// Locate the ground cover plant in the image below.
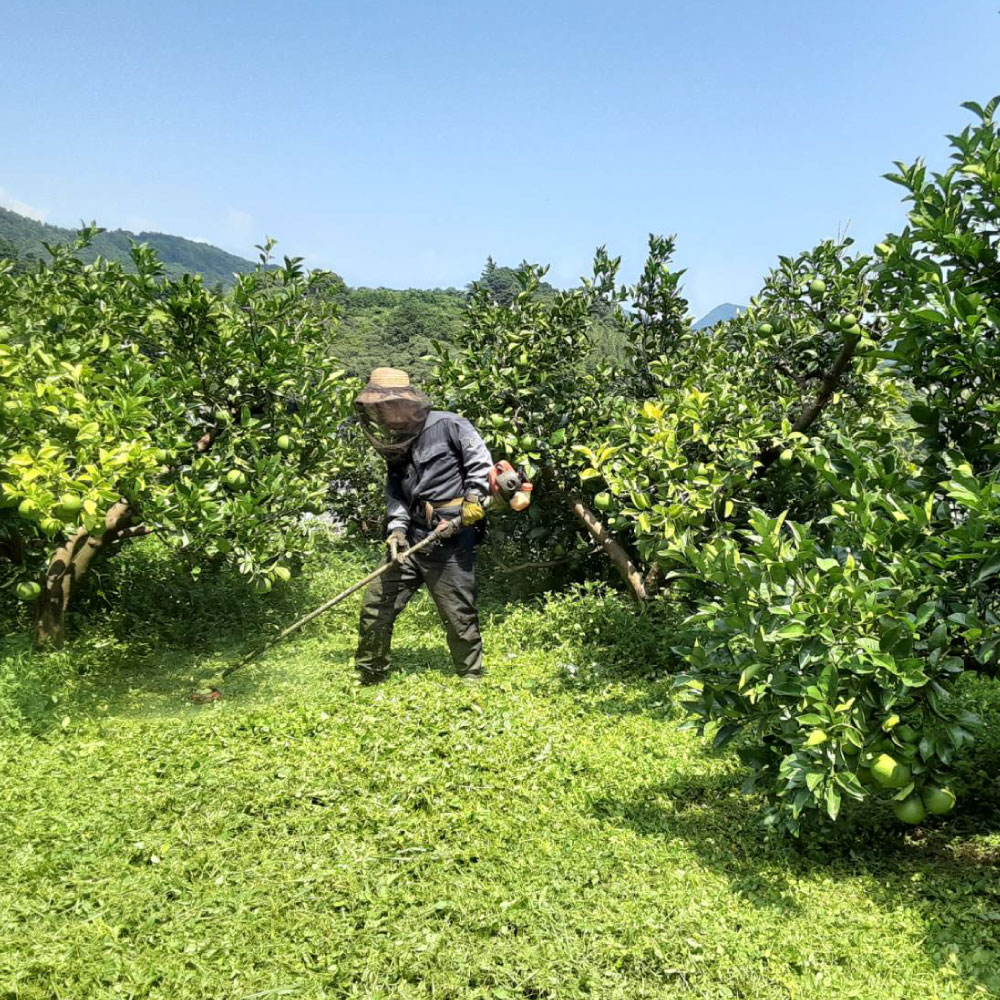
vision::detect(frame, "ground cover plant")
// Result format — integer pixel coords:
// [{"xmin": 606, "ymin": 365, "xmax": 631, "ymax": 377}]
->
[{"xmin": 1, "ymin": 538, "xmax": 999, "ymax": 999}]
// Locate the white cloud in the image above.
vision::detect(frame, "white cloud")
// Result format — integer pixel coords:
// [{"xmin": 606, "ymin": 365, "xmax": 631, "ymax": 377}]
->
[
  {"xmin": 0, "ymin": 187, "xmax": 48, "ymax": 222},
  {"xmin": 226, "ymin": 209, "xmax": 254, "ymax": 231},
  {"xmin": 123, "ymin": 215, "xmax": 156, "ymax": 234}
]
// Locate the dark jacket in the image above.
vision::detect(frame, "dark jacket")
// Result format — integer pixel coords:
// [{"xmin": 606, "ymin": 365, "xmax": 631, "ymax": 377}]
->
[{"xmin": 385, "ymin": 411, "xmax": 493, "ymax": 535}]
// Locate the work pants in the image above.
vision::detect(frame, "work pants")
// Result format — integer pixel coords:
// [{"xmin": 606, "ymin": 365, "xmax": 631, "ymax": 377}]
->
[{"xmin": 354, "ymin": 529, "xmax": 482, "ymax": 682}]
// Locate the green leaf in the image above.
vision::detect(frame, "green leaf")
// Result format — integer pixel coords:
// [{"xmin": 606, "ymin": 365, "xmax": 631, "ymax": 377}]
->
[{"xmin": 973, "ymin": 555, "xmax": 1000, "ymax": 587}]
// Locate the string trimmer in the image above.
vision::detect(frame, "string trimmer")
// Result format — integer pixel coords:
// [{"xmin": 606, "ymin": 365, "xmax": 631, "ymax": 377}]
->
[{"xmin": 190, "ymin": 461, "xmax": 532, "ymax": 703}]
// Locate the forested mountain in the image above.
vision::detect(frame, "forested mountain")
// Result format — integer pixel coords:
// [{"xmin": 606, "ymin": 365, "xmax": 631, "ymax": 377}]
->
[
  {"xmin": 332, "ymin": 286, "xmax": 467, "ymax": 381},
  {"xmin": 1, "ymin": 205, "xmax": 690, "ymax": 379},
  {"xmin": 0, "ymin": 206, "xmax": 259, "ymax": 286}
]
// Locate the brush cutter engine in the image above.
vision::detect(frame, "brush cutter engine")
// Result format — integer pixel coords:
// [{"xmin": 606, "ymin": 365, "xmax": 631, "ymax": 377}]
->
[{"xmin": 489, "ymin": 460, "xmax": 533, "ymax": 511}]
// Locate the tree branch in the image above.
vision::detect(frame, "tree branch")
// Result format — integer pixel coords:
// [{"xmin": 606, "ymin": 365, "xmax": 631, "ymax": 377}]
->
[
  {"xmin": 756, "ymin": 332, "xmax": 861, "ymax": 474},
  {"xmin": 566, "ymin": 495, "xmax": 648, "ymax": 602}
]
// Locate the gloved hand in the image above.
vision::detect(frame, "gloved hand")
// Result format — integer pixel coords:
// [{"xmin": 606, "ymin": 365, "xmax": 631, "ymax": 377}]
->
[
  {"xmin": 461, "ymin": 492, "xmax": 486, "ymax": 526},
  {"xmin": 386, "ymin": 529, "xmax": 408, "ymax": 563}
]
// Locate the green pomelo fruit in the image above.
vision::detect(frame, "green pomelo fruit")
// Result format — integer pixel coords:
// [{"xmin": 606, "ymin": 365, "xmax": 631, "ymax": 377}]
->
[
  {"xmin": 809, "ymin": 278, "xmax": 826, "ymax": 296},
  {"xmin": 17, "ymin": 499, "xmax": 42, "ymax": 520},
  {"xmin": 252, "ymin": 578, "xmax": 272, "ymax": 595},
  {"xmin": 16, "ymin": 581, "xmax": 42, "ymax": 601},
  {"xmin": 922, "ymin": 786, "xmax": 956, "ymax": 816},
  {"xmin": 893, "ymin": 796, "xmax": 926, "ymax": 825},
  {"xmin": 895, "ymin": 724, "xmax": 919, "ymax": 744},
  {"xmin": 871, "ymin": 753, "xmax": 911, "ymax": 789},
  {"xmin": 756, "ymin": 322, "xmax": 774, "ymax": 336},
  {"xmin": 272, "ymin": 566, "xmax": 292, "ymax": 583},
  {"xmin": 519, "ymin": 434, "xmax": 537, "ymax": 451},
  {"xmin": 56, "ymin": 494, "xmax": 82, "ymax": 517},
  {"xmin": 39, "ymin": 517, "xmax": 65, "ymax": 536},
  {"xmin": 276, "ymin": 435, "xmax": 294, "ymax": 452},
  {"xmin": 841, "ymin": 313, "xmax": 858, "ymax": 327},
  {"xmin": 225, "ymin": 470, "xmax": 248, "ymax": 489},
  {"xmin": 594, "ymin": 492, "xmax": 612, "ymax": 512}
]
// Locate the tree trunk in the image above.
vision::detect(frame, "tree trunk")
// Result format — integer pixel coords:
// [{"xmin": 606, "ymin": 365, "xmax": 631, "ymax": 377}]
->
[
  {"xmin": 566, "ymin": 495, "xmax": 648, "ymax": 603},
  {"xmin": 35, "ymin": 500, "xmax": 134, "ymax": 647}
]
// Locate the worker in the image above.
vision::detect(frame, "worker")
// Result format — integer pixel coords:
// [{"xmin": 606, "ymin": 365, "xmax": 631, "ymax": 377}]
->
[{"xmin": 352, "ymin": 367, "xmax": 492, "ymax": 685}]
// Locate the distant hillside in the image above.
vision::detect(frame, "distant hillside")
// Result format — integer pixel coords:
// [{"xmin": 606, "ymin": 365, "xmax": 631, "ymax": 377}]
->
[
  {"xmin": 0, "ymin": 206, "xmax": 259, "ymax": 287},
  {"xmin": 694, "ymin": 302, "xmax": 744, "ymax": 330}
]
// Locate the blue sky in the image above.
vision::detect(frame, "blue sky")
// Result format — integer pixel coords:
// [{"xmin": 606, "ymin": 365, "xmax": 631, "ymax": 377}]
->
[{"xmin": 2, "ymin": 1, "xmax": 998, "ymax": 316}]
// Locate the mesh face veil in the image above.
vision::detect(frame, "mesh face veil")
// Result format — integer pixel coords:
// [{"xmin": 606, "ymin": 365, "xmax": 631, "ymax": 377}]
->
[{"xmin": 355, "ymin": 372, "xmax": 431, "ymax": 458}]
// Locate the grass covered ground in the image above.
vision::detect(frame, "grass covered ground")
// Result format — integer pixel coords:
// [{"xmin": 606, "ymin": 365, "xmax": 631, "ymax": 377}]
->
[{"xmin": 1, "ymin": 540, "xmax": 999, "ymax": 999}]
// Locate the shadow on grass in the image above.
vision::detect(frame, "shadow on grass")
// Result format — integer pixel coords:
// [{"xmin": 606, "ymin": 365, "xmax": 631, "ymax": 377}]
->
[{"xmin": 589, "ymin": 753, "xmax": 1000, "ymax": 995}]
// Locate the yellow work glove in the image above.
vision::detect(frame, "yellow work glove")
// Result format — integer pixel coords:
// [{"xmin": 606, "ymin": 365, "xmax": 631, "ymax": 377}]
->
[{"xmin": 461, "ymin": 493, "xmax": 486, "ymax": 526}]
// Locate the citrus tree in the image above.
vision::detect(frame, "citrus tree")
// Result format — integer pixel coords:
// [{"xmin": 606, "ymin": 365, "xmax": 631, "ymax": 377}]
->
[
  {"xmin": 429, "ymin": 246, "xmax": 690, "ymax": 599},
  {"xmin": 0, "ymin": 231, "xmax": 356, "ymax": 645},
  {"xmin": 577, "ymin": 99, "xmax": 1000, "ymax": 832}
]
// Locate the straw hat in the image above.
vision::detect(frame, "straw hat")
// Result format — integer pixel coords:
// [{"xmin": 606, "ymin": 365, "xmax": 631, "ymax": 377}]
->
[
  {"xmin": 355, "ymin": 367, "xmax": 428, "ymax": 407},
  {"xmin": 367, "ymin": 367, "xmax": 411, "ymax": 389}
]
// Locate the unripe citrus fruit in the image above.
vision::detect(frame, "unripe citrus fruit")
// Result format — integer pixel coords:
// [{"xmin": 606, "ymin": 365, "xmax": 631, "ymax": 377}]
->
[
  {"xmin": 17, "ymin": 499, "xmax": 42, "ymax": 520},
  {"xmin": 895, "ymin": 724, "xmax": 919, "ymax": 744},
  {"xmin": 845, "ymin": 323, "xmax": 863, "ymax": 336},
  {"xmin": 841, "ymin": 313, "xmax": 857, "ymax": 327},
  {"xmin": 272, "ymin": 565, "xmax": 292, "ymax": 583},
  {"xmin": 225, "ymin": 469, "xmax": 248, "ymax": 489},
  {"xmin": 252, "ymin": 578, "xmax": 272, "ymax": 595},
  {"xmin": 809, "ymin": 278, "xmax": 826, "ymax": 296},
  {"xmin": 54, "ymin": 495, "xmax": 82, "ymax": 521},
  {"xmin": 871, "ymin": 753, "xmax": 911, "ymax": 789},
  {"xmin": 40, "ymin": 517, "xmax": 64, "ymax": 536},
  {"xmin": 276, "ymin": 435, "xmax": 294, "ymax": 452},
  {"xmin": 16, "ymin": 581, "xmax": 42, "ymax": 601},
  {"xmin": 520, "ymin": 433, "xmax": 537, "ymax": 451},
  {"xmin": 594, "ymin": 492, "xmax": 612, "ymax": 512},
  {"xmin": 893, "ymin": 795, "xmax": 926, "ymax": 825},
  {"xmin": 757, "ymin": 322, "xmax": 773, "ymax": 336},
  {"xmin": 922, "ymin": 786, "xmax": 956, "ymax": 816}
]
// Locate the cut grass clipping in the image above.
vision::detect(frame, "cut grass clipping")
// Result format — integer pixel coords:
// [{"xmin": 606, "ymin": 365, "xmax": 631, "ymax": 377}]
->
[{"xmin": 1, "ymin": 540, "xmax": 999, "ymax": 999}]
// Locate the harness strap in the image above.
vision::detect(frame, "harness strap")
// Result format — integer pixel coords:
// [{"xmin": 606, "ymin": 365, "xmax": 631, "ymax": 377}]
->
[{"xmin": 415, "ymin": 495, "xmax": 464, "ymax": 527}]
